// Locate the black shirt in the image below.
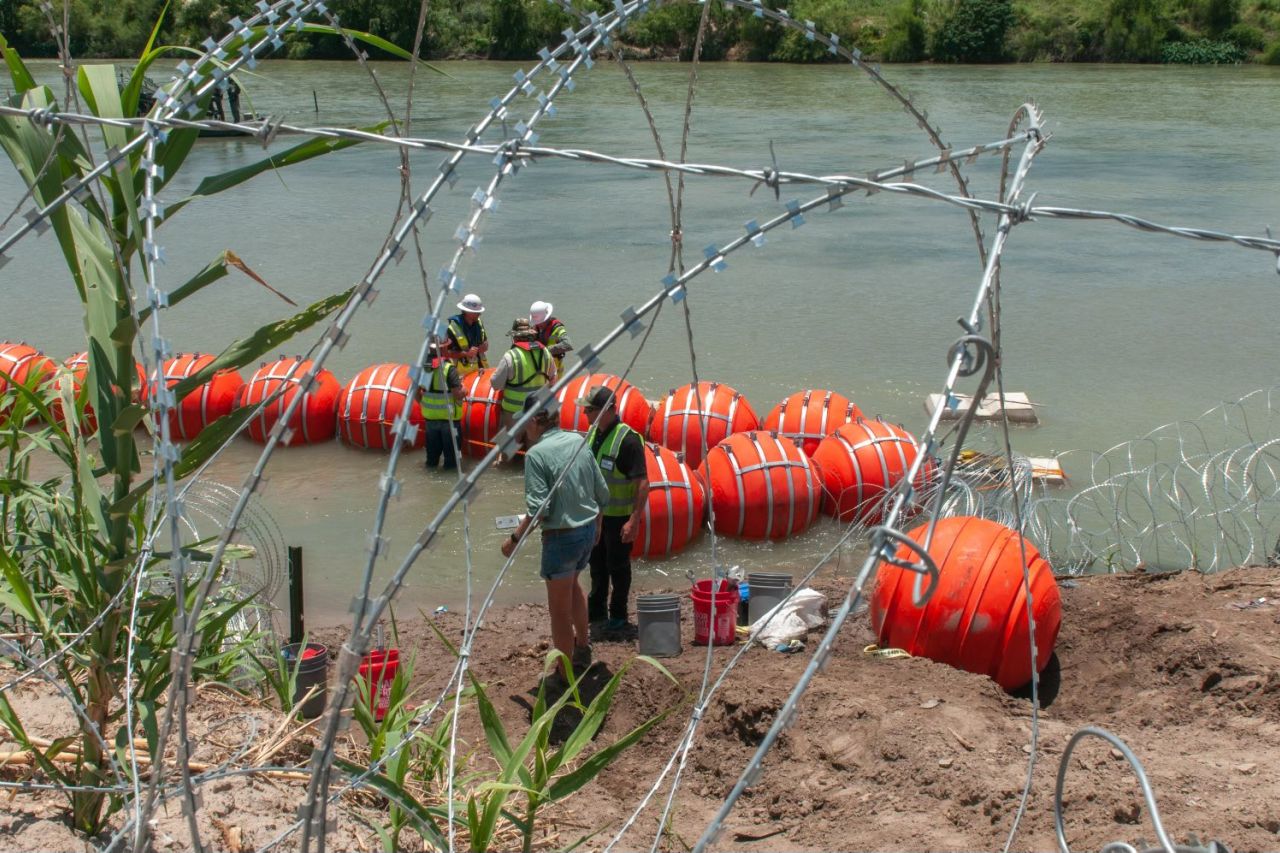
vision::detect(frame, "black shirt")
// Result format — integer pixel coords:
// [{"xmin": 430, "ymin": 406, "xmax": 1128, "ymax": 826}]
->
[{"xmin": 591, "ymin": 421, "xmax": 646, "ymax": 480}]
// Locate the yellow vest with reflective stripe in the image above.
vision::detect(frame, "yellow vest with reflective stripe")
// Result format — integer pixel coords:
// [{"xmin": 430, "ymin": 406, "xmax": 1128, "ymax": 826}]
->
[
  {"xmin": 589, "ymin": 422, "xmax": 641, "ymax": 517},
  {"xmin": 499, "ymin": 343, "xmax": 550, "ymax": 415},
  {"xmin": 420, "ymin": 361, "xmax": 461, "ymax": 421},
  {"xmin": 537, "ymin": 318, "xmax": 568, "ymax": 373},
  {"xmin": 448, "ymin": 317, "xmax": 488, "ymax": 375}
]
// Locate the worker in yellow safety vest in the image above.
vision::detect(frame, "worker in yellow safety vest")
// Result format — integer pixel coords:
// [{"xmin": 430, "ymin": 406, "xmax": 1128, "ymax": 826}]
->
[
  {"xmin": 579, "ymin": 386, "xmax": 650, "ymax": 639},
  {"xmin": 492, "ymin": 318, "xmax": 556, "ymax": 462},
  {"xmin": 529, "ymin": 300, "xmax": 573, "ymax": 374},
  {"xmin": 444, "ymin": 293, "xmax": 489, "ymax": 376},
  {"xmin": 419, "ymin": 341, "xmax": 466, "ymax": 470}
]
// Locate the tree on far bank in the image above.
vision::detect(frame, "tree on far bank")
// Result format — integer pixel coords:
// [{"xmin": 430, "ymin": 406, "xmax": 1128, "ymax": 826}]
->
[{"xmin": 1103, "ymin": 0, "xmax": 1167, "ymax": 59}]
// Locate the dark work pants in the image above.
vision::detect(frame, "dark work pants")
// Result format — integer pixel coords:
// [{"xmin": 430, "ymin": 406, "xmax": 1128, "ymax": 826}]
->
[
  {"xmin": 425, "ymin": 419, "xmax": 462, "ymax": 470},
  {"xmin": 588, "ymin": 515, "xmax": 631, "ymax": 622}
]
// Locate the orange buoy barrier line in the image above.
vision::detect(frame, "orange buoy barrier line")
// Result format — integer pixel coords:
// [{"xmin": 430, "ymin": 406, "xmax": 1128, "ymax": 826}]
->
[
  {"xmin": 556, "ymin": 372, "xmax": 651, "ymax": 435},
  {"xmin": 60, "ymin": 351, "xmax": 149, "ymax": 432},
  {"xmin": 239, "ymin": 357, "xmax": 341, "ymax": 445},
  {"xmin": 460, "ymin": 368, "xmax": 507, "ymax": 459},
  {"xmin": 154, "ymin": 353, "xmax": 244, "ymax": 441},
  {"xmin": 632, "ymin": 443, "xmax": 706, "ymax": 559},
  {"xmin": 698, "ymin": 431, "xmax": 821, "ymax": 540},
  {"xmin": 871, "ymin": 516, "xmax": 1061, "ymax": 692},
  {"xmin": 649, "ymin": 381, "xmax": 759, "ymax": 469},
  {"xmin": 0, "ymin": 342, "xmax": 54, "ymax": 395},
  {"xmin": 762, "ymin": 389, "xmax": 862, "ymax": 457},
  {"xmin": 810, "ymin": 417, "xmax": 933, "ymax": 525},
  {"xmin": 338, "ymin": 363, "xmax": 425, "ymax": 451}
]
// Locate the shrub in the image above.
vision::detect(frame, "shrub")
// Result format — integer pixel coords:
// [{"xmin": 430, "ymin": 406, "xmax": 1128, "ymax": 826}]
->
[
  {"xmin": 930, "ymin": 0, "xmax": 1017, "ymax": 61},
  {"xmin": 1010, "ymin": 5, "xmax": 1087, "ymax": 60},
  {"xmin": 1161, "ymin": 35, "xmax": 1245, "ymax": 58},
  {"xmin": 1195, "ymin": 0, "xmax": 1240, "ymax": 34},
  {"xmin": 1223, "ymin": 21, "xmax": 1265, "ymax": 47},
  {"xmin": 880, "ymin": 0, "xmax": 928, "ymax": 61},
  {"xmin": 1261, "ymin": 37, "xmax": 1280, "ymax": 61},
  {"xmin": 1102, "ymin": 0, "xmax": 1167, "ymax": 60}
]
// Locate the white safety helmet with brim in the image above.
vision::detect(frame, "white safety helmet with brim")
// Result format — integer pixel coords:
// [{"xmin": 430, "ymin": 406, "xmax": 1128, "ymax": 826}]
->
[
  {"xmin": 529, "ymin": 300, "xmax": 553, "ymax": 325},
  {"xmin": 457, "ymin": 293, "xmax": 485, "ymax": 314}
]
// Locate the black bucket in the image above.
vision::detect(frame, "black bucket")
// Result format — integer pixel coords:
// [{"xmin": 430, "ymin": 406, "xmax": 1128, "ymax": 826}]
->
[{"xmin": 282, "ymin": 642, "xmax": 329, "ymax": 719}]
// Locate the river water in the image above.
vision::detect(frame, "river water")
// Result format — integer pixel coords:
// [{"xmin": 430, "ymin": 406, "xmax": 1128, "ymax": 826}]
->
[{"xmin": 4, "ymin": 59, "xmax": 1279, "ymax": 621}]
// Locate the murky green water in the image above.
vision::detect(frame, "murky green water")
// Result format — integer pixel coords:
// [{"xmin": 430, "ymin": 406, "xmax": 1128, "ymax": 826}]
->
[{"xmin": 4, "ymin": 59, "xmax": 1279, "ymax": 621}]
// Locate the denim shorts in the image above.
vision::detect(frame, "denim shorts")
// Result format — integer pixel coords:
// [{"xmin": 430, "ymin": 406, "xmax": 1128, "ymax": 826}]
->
[{"xmin": 540, "ymin": 523, "xmax": 595, "ymax": 581}]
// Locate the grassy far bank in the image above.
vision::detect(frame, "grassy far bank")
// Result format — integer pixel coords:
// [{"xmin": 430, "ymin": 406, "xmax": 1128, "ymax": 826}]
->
[{"xmin": 2, "ymin": 0, "xmax": 1280, "ymax": 65}]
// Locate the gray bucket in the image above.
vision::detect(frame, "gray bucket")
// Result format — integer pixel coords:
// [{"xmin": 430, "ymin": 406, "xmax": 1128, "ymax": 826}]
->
[
  {"xmin": 282, "ymin": 642, "xmax": 329, "ymax": 719},
  {"xmin": 636, "ymin": 594, "xmax": 682, "ymax": 658},
  {"xmin": 747, "ymin": 572, "xmax": 794, "ymax": 625}
]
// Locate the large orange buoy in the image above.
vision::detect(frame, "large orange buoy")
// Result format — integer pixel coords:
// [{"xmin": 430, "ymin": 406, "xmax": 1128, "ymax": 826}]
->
[
  {"xmin": 155, "ymin": 353, "xmax": 245, "ymax": 441},
  {"xmin": 871, "ymin": 516, "xmax": 1062, "ymax": 691},
  {"xmin": 556, "ymin": 373, "xmax": 651, "ymax": 435},
  {"xmin": 337, "ymin": 363, "xmax": 425, "ymax": 451},
  {"xmin": 239, "ymin": 358, "xmax": 341, "ymax": 445},
  {"xmin": 61, "ymin": 351, "xmax": 149, "ymax": 433},
  {"xmin": 461, "ymin": 368, "xmax": 504, "ymax": 459},
  {"xmin": 810, "ymin": 418, "xmax": 933, "ymax": 525},
  {"xmin": 0, "ymin": 342, "xmax": 54, "ymax": 397},
  {"xmin": 649, "ymin": 381, "xmax": 759, "ymax": 469},
  {"xmin": 762, "ymin": 389, "xmax": 862, "ymax": 457},
  {"xmin": 632, "ymin": 443, "xmax": 705, "ymax": 559},
  {"xmin": 697, "ymin": 431, "xmax": 821, "ymax": 540}
]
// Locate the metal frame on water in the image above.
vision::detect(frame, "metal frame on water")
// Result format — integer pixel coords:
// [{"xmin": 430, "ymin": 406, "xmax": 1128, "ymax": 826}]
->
[{"xmin": 1, "ymin": 0, "xmax": 1276, "ymax": 851}]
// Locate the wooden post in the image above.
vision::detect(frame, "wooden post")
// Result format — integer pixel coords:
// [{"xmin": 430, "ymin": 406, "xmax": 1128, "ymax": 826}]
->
[{"xmin": 313, "ymin": 89, "xmax": 319, "ymax": 113}]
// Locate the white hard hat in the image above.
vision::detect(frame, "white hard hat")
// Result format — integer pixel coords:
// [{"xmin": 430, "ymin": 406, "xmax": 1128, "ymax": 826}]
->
[
  {"xmin": 457, "ymin": 293, "xmax": 485, "ymax": 313},
  {"xmin": 529, "ymin": 300, "xmax": 553, "ymax": 325}
]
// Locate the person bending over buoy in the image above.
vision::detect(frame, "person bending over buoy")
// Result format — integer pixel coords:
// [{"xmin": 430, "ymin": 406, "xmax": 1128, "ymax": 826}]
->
[
  {"xmin": 492, "ymin": 318, "xmax": 556, "ymax": 463},
  {"xmin": 444, "ymin": 293, "xmax": 489, "ymax": 376},
  {"xmin": 580, "ymin": 386, "xmax": 650, "ymax": 640},
  {"xmin": 419, "ymin": 341, "xmax": 465, "ymax": 471},
  {"xmin": 529, "ymin": 300, "xmax": 574, "ymax": 374},
  {"xmin": 501, "ymin": 396, "xmax": 608, "ymax": 689}
]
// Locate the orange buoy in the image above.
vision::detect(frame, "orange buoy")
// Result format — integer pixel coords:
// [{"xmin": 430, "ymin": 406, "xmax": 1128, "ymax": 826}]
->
[
  {"xmin": 461, "ymin": 368, "xmax": 504, "ymax": 459},
  {"xmin": 762, "ymin": 389, "xmax": 862, "ymax": 457},
  {"xmin": 156, "ymin": 353, "xmax": 245, "ymax": 441},
  {"xmin": 870, "ymin": 516, "xmax": 1062, "ymax": 691},
  {"xmin": 337, "ymin": 363, "xmax": 425, "ymax": 451},
  {"xmin": 0, "ymin": 342, "xmax": 54, "ymax": 396},
  {"xmin": 556, "ymin": 373, "xmax": 651, "ymax": 435},
  {"xmin": 649, "ymin": 381, "xmax": 759, "ymax": 469},
  {"xmin": 697, "ymin": 431, "xmax": 821, "ymax": 540},
  {"xmin": 239, "ymin": 358, "xmax": 341, "ymax": 445},
  {"xmin": 60, "ymin": 351, "xmax": 150, "ymax": 432},
  {"xmin": 810, "ymin": 418, "xmax": 933, "ymax": 525},
  {"xmin": 632, "ymin": 443, "xmax": 706, "ymax": 559}
]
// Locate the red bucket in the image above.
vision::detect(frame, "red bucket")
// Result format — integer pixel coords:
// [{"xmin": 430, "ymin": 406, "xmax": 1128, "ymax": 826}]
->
[
  {"xmin": 691, "ymin": 579, "xmax": 740, "ymax": 646},
  {"xmin": 358, "ymin": 649, "xmax": 400, "ymax": 721}
]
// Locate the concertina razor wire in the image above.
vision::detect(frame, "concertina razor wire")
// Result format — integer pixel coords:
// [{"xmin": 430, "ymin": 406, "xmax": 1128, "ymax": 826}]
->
[{"xmin": 0, "ymin": 0, "xmax": 1275, "ymax": 851}]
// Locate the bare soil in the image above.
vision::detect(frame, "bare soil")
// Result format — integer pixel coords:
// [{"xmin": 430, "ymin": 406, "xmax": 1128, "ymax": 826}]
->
[{"xmin": 4, "ymin": 566, "xmax": 1280, "ymax": 851}]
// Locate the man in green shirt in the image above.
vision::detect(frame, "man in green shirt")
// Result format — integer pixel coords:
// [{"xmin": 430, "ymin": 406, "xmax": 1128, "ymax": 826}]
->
[{"xmin": 501, "ymin": 396, "xmax": 609, "ymax": 685}]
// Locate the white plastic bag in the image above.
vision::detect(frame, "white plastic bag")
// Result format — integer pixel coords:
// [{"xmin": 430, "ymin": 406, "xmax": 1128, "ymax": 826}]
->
[{"xmin": 750, "ymin": 587, "xmax": 826, "ymax": 647}]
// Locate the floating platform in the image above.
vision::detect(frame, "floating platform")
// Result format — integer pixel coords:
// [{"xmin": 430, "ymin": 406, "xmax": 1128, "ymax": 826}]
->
[
  {"xmin": 925, "ymin": 391, "xmax": 1039, "ymax": 425},
  {"xmin": 957, "ymin": 450, "xmax": 1068, "ymax": 486}
]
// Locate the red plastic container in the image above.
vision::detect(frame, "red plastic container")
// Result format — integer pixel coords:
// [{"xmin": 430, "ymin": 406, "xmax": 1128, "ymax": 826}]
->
[
  {"xmin": 358, "ymin": 649, "xmax": 400, "ymax": 721},
  {"xmin": 690, "ymin": 579, "xmax": 739, "ymax": 646}
]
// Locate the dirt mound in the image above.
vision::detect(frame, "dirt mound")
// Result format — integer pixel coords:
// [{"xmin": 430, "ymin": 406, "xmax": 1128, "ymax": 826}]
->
[{"xmin": 3, "ymin": 567, "xmax": 1278, "ymax": 851}]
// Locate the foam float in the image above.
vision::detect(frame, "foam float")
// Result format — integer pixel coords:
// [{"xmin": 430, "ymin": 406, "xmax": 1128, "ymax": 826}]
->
[
  {"xmin": 762, "ymin": 389, "xmax": 862, "ymax": 457},
  {"xmin": 871, "ymin": 515, "xmax": 1061, "ymax": 691},
  {"xmin": 337, "ymin": 363, "xmax": 425, "ymax": 451},
  {"xmin": 649, "ymin": 381, "xmax": 758, "ymax": 469},
  {"xmin": 0, "ymin": 342, "xmax": 54, "ymax": 396},
  {"xmin": 698, "ymin": 430, "xmax": 820, "ymax": 540},
  {"xmin": 460, "ymin": 368, "xmax": 504, "ymax": 459},
  {"xmin": 149, "ymin": 353, "xmax": 243, "ymax": 441},
  {"xmin": 556, "ymin": 372, "xmax": 651, "ymax": 435},
  {"xmin": 632, "ymin": 443, "xmax": 705, "ymax": 559},
  {"xmin": 59, "ymin": 351, "xmax": 149, "ymax": 432},
  {"xmin": 811, "ymin": 418, "xmax": 933, "ymax": 525},
  {"xmin": 240, "ymin": 357, "xmax": 341, "ymax": 445}
]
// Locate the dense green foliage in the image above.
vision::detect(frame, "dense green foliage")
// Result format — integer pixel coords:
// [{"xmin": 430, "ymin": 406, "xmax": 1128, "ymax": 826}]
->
[
  {"xmin": 1160, "ymin": 35, "xmax": 1245, "ymax": 58},
  {"xmin": 1, "ymin": 0, "xmax": 1278, "ymax": 63}
]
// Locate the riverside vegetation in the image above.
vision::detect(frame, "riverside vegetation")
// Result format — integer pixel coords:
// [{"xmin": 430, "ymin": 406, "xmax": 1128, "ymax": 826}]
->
[{"xmin": 3, "ymin": 0, "xmax": 1279, "ymax": 64}]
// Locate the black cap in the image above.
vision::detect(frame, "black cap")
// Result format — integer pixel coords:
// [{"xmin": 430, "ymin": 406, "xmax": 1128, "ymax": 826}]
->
[{"xmin": 575, "ymin": 386, "xmax": 616, "ymax": 411}]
